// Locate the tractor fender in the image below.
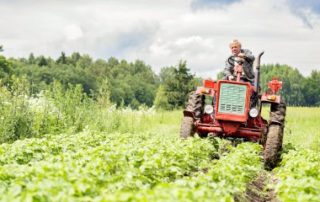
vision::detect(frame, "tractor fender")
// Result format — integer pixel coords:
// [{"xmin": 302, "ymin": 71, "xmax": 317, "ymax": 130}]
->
[
  {"xmin": 269, "ymin": 113, "xmax": 285, "ymax": 126},
  {"xmin": 183, "ymin": 110, "xmax": 195, "ymax": 119}
]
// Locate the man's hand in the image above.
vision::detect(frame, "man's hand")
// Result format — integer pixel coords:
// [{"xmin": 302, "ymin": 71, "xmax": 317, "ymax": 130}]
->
[
  {"xmin": 234, "ymin": 65, "xmax": 243, "ymax": 73},
  {"xmin": 228, "ymin": 75, "xmax": 234, "ymax": 80},
  {"xmin": 238, "ymin": 53, "xmax": 246, "ymax": 58}
]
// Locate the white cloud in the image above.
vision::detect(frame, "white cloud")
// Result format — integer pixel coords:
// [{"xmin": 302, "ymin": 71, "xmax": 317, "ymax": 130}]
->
[
  {"xmin": 0, "ymin": 0, "xmax": 319, "ymax": 77},
  {"xmin": 64, "ymin": 25, "xmax": 83, "ymax": 41}
]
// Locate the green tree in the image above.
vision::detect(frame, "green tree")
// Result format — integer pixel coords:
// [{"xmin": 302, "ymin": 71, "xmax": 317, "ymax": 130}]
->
[
  {"xmin": 216, "ymin": 71, "xmax": 224, "ymax": 80},
  {"xmin": 96, "ymin": 77, "xmax": 111, "ymax": 107},
  {"xmin": 56, "ymin": 52, "xmax": 67, "ymax": 64},
  {"xmin": 28, "ymin": 53, "xmax": 36, "ymax": 64},
  {"xmin": 302, "ymin": 70, "xmax": 320, "ymax": 106},
  {"xmin": 260, "ymin": 64, "xmax": 305, "ymax": 106},
  {"xmin": 159, "ymin": 66, "xmax": 175, "ymax": 84},
  {"xmin": 70, "ymin": 52, "xmax": 81, "ymax": 66},
  {"xmin": 154, "ymin": 85, "xmax": 170, "ymax": 110},
  {"xmin": 107, "ymin": 60, "xmax": 158, "ymax": 108},
  {"xmin": 162, "ymin": 60, "xmax": 194, "ymax": 108},
  {"xmin": 76, "ymin": 54, "xmax": 92, "ymax": 69},
  {"xmin": 37, "ymin": 56, "xmax": 48, "ymax": 67},
  {"xmin": 0, "ymin": 55, "xmax": 12, "ymax": 82}
]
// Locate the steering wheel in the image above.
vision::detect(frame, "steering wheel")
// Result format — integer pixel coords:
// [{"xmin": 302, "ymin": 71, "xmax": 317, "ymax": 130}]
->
[{"xmin": 227, "ymin": 55, "xmax": 244, "ymax": 65}]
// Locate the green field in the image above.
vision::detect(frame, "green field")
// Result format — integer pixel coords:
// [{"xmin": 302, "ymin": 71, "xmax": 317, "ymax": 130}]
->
[
  {"xmin": 272, "ymin": 107, "xmax": 320, "ymax": 202},
  {"xmin": 0, "ymin": 104, "xmax": 319, "ymax": 201}
]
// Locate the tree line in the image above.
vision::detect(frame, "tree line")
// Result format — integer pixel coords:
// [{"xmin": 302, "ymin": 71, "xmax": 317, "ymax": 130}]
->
[
  {"xmin": 0, "ymin": 51, "xmax": 319, "ymax": 108},
  {"xmin": 260, "ymin": 64, "xmax": 320, "ymax": 106}
]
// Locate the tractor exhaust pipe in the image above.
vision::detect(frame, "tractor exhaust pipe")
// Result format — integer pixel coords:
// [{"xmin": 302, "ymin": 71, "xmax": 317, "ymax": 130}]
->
[{"xmin": 254, "ymin": 51, "xmax": 264, "ymax": 92}]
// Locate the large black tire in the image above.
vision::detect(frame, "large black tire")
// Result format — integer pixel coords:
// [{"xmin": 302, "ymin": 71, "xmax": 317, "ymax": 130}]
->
[
  {"xmin": 264, "ymin": 101, "xmax": 286, "ymax": 170},
  {"xmin": 180, "ymin": 91, "xmax": 204, "ymax": 138},
  {"xmin": 180, "ymin": 117, "xmax": 194, "ymax": 138},
  {"xmin": 185, "ymin": 91, "xmax": 204, "ymax": 118}
]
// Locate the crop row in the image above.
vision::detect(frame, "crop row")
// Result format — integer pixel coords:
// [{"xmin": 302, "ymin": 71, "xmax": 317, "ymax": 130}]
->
[
  {"xmin": 0, "ymin": 126, "xmax": 265, "ymax": 202},
  {"xmin": 0, "ymin": 130, "xmax": 218, "ymax": 201},
  {"xmin": 273, "ymin": 149, "xmax": 320, "ymax": 202},
  {"xmin": 99, "ymin": 142, "xmax": 263, "ymax": 202}
]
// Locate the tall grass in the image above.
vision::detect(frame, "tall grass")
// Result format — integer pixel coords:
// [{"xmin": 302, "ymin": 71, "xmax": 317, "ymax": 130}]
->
[
  {"xmin": 262, "ymin": 105, "xmax": 320, "ymax": 150},
  {"xmin": 0, "ymin": 76, "xmax": 33, "ymax": 142},
  {"xmin": 0, "ymin": 77, "xmax": 182, "ymax": 143},
  {"xmin": 1, "ymin": 76, "xmax": 317, "ymax": 149},
  {"xmin": 283, "ymin": 107, "xmax": 320, "ymax": 150}
]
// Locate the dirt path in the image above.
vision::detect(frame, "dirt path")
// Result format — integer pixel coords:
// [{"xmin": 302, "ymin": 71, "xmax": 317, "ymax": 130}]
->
[{"xmin": 236, "ymin": 171, "xmax": 279, "ymax": 202}]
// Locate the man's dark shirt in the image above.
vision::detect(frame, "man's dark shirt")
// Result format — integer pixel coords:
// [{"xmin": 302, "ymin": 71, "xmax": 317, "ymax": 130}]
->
[{"xmin": 224, "ymin": 49, "xmax": 255, "ymax": 81}]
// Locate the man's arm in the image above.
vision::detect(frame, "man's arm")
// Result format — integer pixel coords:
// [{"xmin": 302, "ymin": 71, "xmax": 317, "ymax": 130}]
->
[
  {"xmin": 241, "ymin": 49, "xmax": 255, "ymax": 79},
  {"xmin": 242, "ymin": 49, "xmax": 255, "ymax": 62},
  {"xmin": 224, "ymin": 59, "xmax": 234, "ymax": 80}
]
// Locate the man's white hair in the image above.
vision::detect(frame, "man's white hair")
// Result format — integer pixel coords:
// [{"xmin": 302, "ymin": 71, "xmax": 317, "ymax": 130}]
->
[{"xmin": 229, "ymin": 39, "xmax": 242, "ymax": 48}]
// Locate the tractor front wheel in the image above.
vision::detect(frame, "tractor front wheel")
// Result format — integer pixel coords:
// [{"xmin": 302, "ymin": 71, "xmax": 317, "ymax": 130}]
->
[
  {"xmin": 264, "ymin": 124, "xmax": 283, "ymax": 170},
  {"xmin": 263, "ymin": 101, "xmax": 286, "ymax": 170}
]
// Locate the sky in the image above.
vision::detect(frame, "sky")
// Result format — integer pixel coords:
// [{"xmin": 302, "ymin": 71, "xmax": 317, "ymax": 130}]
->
[{"xmin": 0, "ymin": 0, "xmax": 319, "ymax": 77}]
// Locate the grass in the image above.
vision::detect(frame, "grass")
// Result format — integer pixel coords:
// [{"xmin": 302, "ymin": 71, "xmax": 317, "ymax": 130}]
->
[
  {"xmin": 262, "ymin": 105, "xmax": 320, "ymax": 150},
  {"xmin": 284, "ymin": 107, "xmax": 320, "ymax": 150}
]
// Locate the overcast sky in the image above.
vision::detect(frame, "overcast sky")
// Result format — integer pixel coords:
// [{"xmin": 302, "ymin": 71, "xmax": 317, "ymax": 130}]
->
[{"xmin": 1, "ymin": 0, "xmax": 319, "ymax": 77}]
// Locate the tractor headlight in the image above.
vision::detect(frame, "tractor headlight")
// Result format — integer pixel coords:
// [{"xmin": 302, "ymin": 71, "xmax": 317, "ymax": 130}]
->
[
  {"xmin": 204, "ymin": 105, "xmax": 214, "ymax": 114},
  {"xmin": 249, "ymin": 108, "xmax": 259, "ymax": 118}
]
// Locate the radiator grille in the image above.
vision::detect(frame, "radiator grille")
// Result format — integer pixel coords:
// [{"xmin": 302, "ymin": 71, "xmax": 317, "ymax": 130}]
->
[{"xmin": 218, "ymin": 83, "xmax": 247, "ymax": 115}]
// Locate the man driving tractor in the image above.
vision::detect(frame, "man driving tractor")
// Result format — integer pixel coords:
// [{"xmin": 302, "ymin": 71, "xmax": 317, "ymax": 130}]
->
[
  {"xmin": 180, "ymin": 39, "xmax": 286, "ymax": 169},
  {"xmin": 224, "ymin": 39, "xmax": 255, "ymax": 83}
]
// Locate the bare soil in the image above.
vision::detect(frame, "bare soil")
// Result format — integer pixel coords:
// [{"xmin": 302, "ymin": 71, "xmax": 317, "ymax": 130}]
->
[{"xmin": 236, "ymin": 172, "xmax": 279, "ymax": 202}]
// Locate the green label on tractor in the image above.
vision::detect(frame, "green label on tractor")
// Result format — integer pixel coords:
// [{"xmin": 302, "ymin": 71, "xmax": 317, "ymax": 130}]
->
[{"xmin": 218, "ymin": 83, "xmax": 247, "ymax": 115}]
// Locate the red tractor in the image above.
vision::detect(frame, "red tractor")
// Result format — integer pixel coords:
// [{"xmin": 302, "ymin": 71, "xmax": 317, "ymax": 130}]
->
[{"xmin": 180, "ymin": 52, "xmax": 286, "ymax": 169}]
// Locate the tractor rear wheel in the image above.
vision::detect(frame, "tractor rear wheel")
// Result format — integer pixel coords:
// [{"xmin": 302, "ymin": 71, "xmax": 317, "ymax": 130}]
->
[
  {"xmin": 180, "ymin": 91, "xmax": 204, "ymax": 138},
  {"xmin": 264, "ymin": 101, "xmax": 286, "ymax": 170},
  {"xmin": 185, "ymin": 91, "xmax": 204, "ymax": 118}
]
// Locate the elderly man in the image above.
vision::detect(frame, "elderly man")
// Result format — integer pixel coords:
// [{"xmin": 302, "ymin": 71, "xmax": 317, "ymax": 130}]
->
[{"xmin": 224, "ymin": 39, "xmax": 255, "ymax": 82}]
